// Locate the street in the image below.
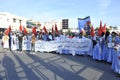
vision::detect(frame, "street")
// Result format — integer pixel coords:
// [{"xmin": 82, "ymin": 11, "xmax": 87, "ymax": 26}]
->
[{"xmin": 0, "ymin": 49, "xmax": 120, "ymax": 80}]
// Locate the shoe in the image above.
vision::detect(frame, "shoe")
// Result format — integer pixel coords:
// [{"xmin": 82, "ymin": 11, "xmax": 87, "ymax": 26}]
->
[
  {"xmin": 29, "ymin": 52, "xmax": 32, "ymax": 54},
  {"xmin": 18, "ymin": 51, "xmax": 20, "ymax": 53},
  {"xmin": 32, "ymin": 52, "xmax": 35, "ymax": 54}
]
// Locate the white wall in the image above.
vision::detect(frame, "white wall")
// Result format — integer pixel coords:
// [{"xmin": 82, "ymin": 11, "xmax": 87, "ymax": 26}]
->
[{"xmin": 0, "ymin": 12, "xmax": 27, "ymax": 31}]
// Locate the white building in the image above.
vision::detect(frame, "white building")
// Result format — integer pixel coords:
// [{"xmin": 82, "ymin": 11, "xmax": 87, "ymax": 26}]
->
[
  {"xmin": 41, "ymin": 20, "xmax": 62, "ymax": 30},
  {"xmin": 109, "ymin": 26, "xmax": 120, "ymax": 33},
  {"xmin": 0, "ymin": 12, "xmax": 27, "ymax": 31}
]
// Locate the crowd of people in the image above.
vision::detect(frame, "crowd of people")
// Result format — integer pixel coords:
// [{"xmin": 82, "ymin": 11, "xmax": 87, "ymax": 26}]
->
[
  {"xmin": 1, "ymin": 29, "xmax": 120, "ymax": 75},
  {"xmin": 1, "ymin": 30, "xmax": 120, "ymax": 53}
]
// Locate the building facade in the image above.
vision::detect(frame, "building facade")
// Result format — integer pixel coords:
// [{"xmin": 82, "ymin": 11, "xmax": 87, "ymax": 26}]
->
[
  {"xmin": 0, "ymin": 12, "xmax": 26, "ymax": 31},
  {"xmin": 0, "ymin": 12, "xmax": 65, "ymax": 33}
]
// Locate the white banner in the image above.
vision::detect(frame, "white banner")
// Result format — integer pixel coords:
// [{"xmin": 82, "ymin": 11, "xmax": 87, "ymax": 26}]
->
[
  {"xmin": 35, "ymin": 38, "xmax": 92, "ymax": 53},
  {"xmin": 35, "ymin": 40, "xmax": 61, "ymax": 52},
  {"xmin": 108, "ymin": 43, "xmax": 114, "ymax": 48},
  {"xmin": 22, "ymin": 40, "xmax": 31, "ymax": 50}
]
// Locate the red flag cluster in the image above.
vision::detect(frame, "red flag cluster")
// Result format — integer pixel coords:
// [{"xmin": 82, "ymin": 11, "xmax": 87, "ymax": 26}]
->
[
  {"xmin": 19, "ymin": 24, "xmax": 28, "ymax": 35},
  {"xmin": 42, "ymin": 24, "xmax": 59, "ymax": 35},
  {"xmin": 51, "ymin": 24, "xmax": 59, "ymax": 34},
  {"xmin": 102, "ymin": 23, "xmax": 106, "ymax": 33},
  {"xmin": 3, "ymin": 20, "xmax": 106, "ymax": 38},
  {"xmin": 98, "ymin": 21, "xmax": 106, "ymax": 36}
]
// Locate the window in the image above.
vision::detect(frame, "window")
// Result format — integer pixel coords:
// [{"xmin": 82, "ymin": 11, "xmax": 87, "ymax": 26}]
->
[
  {"xmin": 19, "ymin": 20, "xmax": 22, "ymax": 23},
  {"xmin": 13, "ymin": 18, "xmax": 16, "ymax": 23},
  {"xmin": 62, "ymin": 19, "xmax": 69, "ymax": 29},
  {"xmin": 7, "ymin": 19, "xmax": 9, "ymax": 22}
]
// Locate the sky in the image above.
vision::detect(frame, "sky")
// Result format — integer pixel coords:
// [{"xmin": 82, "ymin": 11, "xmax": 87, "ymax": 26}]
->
[{"xmin": 0, "ymin": 0, "xmax": 120, "ymax": 28}]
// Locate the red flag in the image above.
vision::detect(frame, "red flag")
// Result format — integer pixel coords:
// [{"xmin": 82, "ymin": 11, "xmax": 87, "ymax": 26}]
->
[
  {"xmin": 4, "ymin": 28, "xmax": 9, "ymax": 35},
  {"xmin": 4, "ymin": 26, "xmax": 11, "ymax": 35},
  {"xmin": 9, "ymin": 25, "xmax": 11, "ymax": 32},
  {"xmin": 32, "ymin": 27, "xmax": 37, "ymax": 36},
  {"xmin": 102, "ymin": 23, "xmax": 106, "ymax": 34},
  {"xmin": 98, "ymin": 21, "xmax": 102, "ymax": 36},
  {"xmin": 19, "ymin": 24, "xmax": 23, "ymax": 31},
  {"xmin": 90, "ymin": 26, "xmax": 95, "ymax": 37},
  {"xmin": 23, "ymin": 27, "xmax": 27, "ymax": 35},
  {"xmin": 52, "ymin": 25, "xmax": 54, "ymax": 34},
  {"xmin": 55, "ymin": 24, "xmax": 59, "ymax": 34},
  {"xmin": 43, "ymin": 26, "xmax": 47, "ymax": 34}
]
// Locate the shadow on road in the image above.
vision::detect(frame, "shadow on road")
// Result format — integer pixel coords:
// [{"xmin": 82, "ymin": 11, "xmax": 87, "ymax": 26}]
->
[
  {"xmin": 26, "ymin": 53, "xmax": 86, "ymax": 80},
  {"xmin": 2, "ymin": 54, "xmax": 20, "ymax": 80},
  {"xmin": 12, "ymin": 52, "xmax": 40, "ymax": 80},
  {"xmin": 58, "ymin": 54, "xmax": 120, "ymax": 80}
]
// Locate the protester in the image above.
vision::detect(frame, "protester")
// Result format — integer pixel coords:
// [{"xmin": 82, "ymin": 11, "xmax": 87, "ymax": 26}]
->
[
  {"xmin": 48, "ymin": 32, "xmax": 53, "ymax": 41},
  {"xmin": 30, "ymin": 34, "xmax": 36, "ymax": 54},
  {"xmin": 18, "ymin": 33, "xmax": 23, "ymax": 53},
  {"xmin": 42, "ymin": 32, "xmax": 48, "ymax": 41},
  {"xmin": 11, "ymin": 32, "xmax": 17, "ymax": 50},
  {"xmin": 92, "ymin": 34, "xmax": 97, "ymax": 48},
  {"xmin": 16, "ymin": 33, "xmax": 19, "ymax": 51},
  {"xmin": 1, "ymin": 26, "xmax": 120, "ymax": 75},
  {"xmin": 114, "ymin": 33, "xmax": 119, "ymax": 45},
  {"xmin": 106, "ymin": 32, "xmax": 114, "ymax": 63},
  {"xmin": 2, "ymin": 33, "xmax": 9, "ymax": 49},
  {"xmin": 119, "ymin": 33, "xmax": 120, "ymax": 43},
  {"xmin": 0, "ymin": 31, "xmax": 3, "ymax": 39},
  {"xmin": 8, "ymin": 31, "xmax": 12, "ymax": 51},
  {"xmin": 37, "ymin": 32, "xmax": 43, "ymax": 40}
]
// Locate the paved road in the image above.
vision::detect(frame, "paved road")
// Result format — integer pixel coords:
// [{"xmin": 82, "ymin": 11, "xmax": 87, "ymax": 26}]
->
[{"xmin": 0, "ymin": 49, "xmax": 120, "ymax": 80}]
